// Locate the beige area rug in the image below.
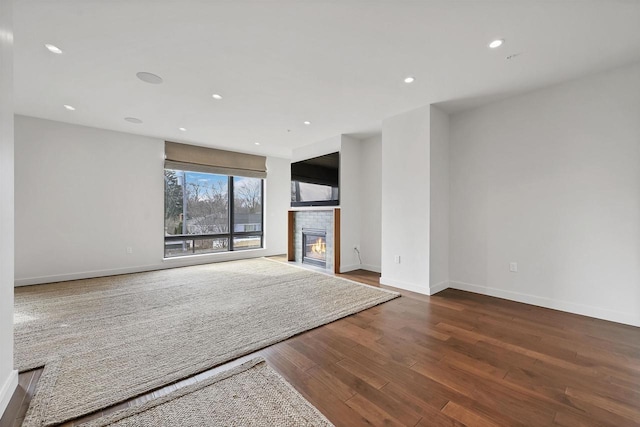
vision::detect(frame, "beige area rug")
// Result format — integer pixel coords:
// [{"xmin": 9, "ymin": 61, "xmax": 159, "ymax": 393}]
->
[
  {"xmin": 16, "ymin": 258, "xmax": 398, "ymax": 427},
  {"xmin": 80, "ymin": 358, "xmax": 333, "ymax": 427}
]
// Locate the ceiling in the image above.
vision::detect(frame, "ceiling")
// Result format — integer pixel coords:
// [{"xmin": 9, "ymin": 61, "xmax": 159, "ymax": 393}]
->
[{"xmin": 14, "ymin": 0, "xmax": 640, "ymax": 158}]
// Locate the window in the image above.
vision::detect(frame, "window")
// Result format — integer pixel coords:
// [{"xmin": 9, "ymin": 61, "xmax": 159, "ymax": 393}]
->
[{"xmin": 164, "ymin": 169, "xmax": 263, "ymax": 257}]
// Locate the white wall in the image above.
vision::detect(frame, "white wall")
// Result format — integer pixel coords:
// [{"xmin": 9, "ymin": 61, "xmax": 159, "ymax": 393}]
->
[
  {"xmin": 0, "ymin": 0, "xmax": 17, "ymax": 414},
  {"xmin": 339, "ymin": 135, "xmax": 362, "ymax": 272},
  {"xmin": 263, "ymin": 156, "xmax": 290, "ymax": 256},
  {"xmin": 359, "ymin": 134, "xmax": 382, "ymax": 272},
  {"xmin": 14, "ymin": 116, "xmax": 290, "ymax": 285},
  {"xmin": 291, "ymin": 135, "xmax": 341, "ymax": 162},
  {"xmin": 449, "ymin": 62, "xmax": 640, "ymax": 326},
  {"xmin": 15, "ymin": 116, "xmax": 164, "ymax": 281},
  {"xmin": 429, "ymin": 106, "xmax": 450, "ymax": 293},
  {"xmin": 380, "ymin": 106, "xmax": 431, "ymax": 294}
]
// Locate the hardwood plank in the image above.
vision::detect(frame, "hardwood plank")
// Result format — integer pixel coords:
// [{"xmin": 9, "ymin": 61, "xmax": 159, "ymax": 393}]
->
[
  {"xmin": 412, "ymin": 359, "xmax": 557, "ymax": 425},
  {"xmin": 287, "ymin": 338, "xmax": 344, "ymax": 367},
  {"xmin": 273, "ymin": 341, "xmax": 317, "ymax": 372},
  {"xmin": 381, "ymin": 382, "xmax": 464, "ymax": 427},
  {"xmin": 319, "ymin": 361, "xmax": 423, "ymax": 426},
  {"xmin": 441, "ymin": 401, "xmax": 501, "ymax": 427},
  {"xmin": 330, "ymin": 344, "xmax": 454, "ymax": 411},
  {"xmin": 336, "ymin": 358, "xmax": 389, "ymax": 390},
  {"xmin": 505, "ymin": 358, "xmax": 640, "ymax": 410},
  {"xmin": 440, "ymin": 351, "xmax": 508, "ymax": 381},
  {"xmin": 306, "ymin": 365, "xmax": 357, "ymax": 402},
  {"xmin": 344, "ymin": 393, "xmax": 408, "ymax": 427},
  {"xmin": 565, "ymin": 387, "xmax": 640, "ymax": 423},
  {"xmin": 553, "ymin": 409, "xmax": 617, "ymax": 427},
  {"xmin": 435, "ymin": 322, "xmax": 597, "ymax": 375},
  {"xmin": 374, "ymin": 333, "xmax": 441, "ymax": 366},
  {"xmin": 415, "ymin": 415, "xmax": 464, "ymax": 427}
]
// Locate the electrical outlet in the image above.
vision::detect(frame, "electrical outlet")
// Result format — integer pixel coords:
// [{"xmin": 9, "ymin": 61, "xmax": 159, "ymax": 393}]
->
[
  {"xmin": 394, "ymin": 255, "xmax": 401, "ymax": 264},
  {"xmin": 126, "ymin": 246, "xmax": 133, "ymax": 254},
  {"xmin": 509, "ymin": 262, "xmax": 518, "ymax": 272}
]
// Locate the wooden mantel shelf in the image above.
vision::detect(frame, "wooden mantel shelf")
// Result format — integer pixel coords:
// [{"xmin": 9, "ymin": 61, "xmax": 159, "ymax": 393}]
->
[{"xmin": 288, "ymin": 206, "xmax": 341, "ymax": 212}]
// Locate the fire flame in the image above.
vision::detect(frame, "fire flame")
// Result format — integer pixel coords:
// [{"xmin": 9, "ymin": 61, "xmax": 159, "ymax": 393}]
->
[{"xmin": 311, "ymin": 237, "xmax": 326, "ymax": 254}]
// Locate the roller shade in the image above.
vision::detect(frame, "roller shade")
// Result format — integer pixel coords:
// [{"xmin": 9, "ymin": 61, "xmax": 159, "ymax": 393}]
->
[{"xmin": 165, "ymin": 141, "xmax": 267, "ymax": 178}]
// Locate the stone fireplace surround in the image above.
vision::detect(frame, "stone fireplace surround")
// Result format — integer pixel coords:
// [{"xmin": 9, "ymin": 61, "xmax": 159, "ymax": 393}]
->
[{"xmin": 287, "ymin": 208, "xmax": 340, "ymax": 273}]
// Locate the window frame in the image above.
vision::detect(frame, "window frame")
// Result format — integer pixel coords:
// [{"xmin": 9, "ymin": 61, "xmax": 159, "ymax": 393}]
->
[{"xmin": 164, "ymin": 171, "xmax": 264, "ymax": 257}]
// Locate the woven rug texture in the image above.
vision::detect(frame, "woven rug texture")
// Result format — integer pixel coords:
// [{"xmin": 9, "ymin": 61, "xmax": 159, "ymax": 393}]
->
[
  {"xmin": 80, "ymin": 358, "xmax": 334, "ymax": 427},
  {"xmin": 15, "ymin": 258, "xmax": 398, "ymax": 426}
]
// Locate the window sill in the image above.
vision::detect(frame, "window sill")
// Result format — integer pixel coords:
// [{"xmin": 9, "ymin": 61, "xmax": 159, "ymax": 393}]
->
[{"xmin": 162, "ymin": 247, "xmax": 265, "ymax": 262}]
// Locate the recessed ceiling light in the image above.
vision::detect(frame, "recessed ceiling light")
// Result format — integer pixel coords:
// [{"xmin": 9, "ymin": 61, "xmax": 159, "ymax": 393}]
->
[
  {"xmin": 212, "ymin": 93, "xmax": 223, "ymax": 100},
  {"xmin": 45, "ymin": 44, "xmax": 63, "ymax": 54},
  {"xmin": 124, "ymin": 117, "xmax": 143, "ymax": 124},
  {"xmin": 254, "ymin": 142, "xmax": 260, "ymax": 146},
  {"xmin": 404, "ymin": 76, "xmax": 415, "ymax": 84},
  {"xmin": 303, "ymin": 121, "xmax": 311, "ymax": 125},
  {"xmin": 136, "ymin": 72, "xmax": 163, "ymax": 84},
  {"xmin": 63, "ymin": 104, "xmax": 75, "ymax": 111},
  {"xmin": 178, "ymin": 127, "xmax": 187, "ymax": 132},
  {"xmin": 489, "ymin": 39, "xmax": 504, "ymax": 49}
]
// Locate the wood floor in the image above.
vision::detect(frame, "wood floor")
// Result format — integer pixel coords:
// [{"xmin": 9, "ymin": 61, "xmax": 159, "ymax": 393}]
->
[{"xmin": 2, "ymin": 266, "xmax": 640, "ymax": 426}]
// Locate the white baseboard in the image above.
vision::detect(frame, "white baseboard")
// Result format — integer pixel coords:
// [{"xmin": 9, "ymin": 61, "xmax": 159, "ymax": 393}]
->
[
  {"xmin": 14, "ymin": 249, "xmax": 281, "ymax": 287},
  {"xmin": 0, "ymin": 369, "xmax": 18, "ymax": 418},
  {"xmin": 339, "ymin": 264, "xmax": 361, "ymax": 273},
  {"xmin": 339, "ymin": 264, "xmax": 381, "ymax": 274},
  {"xmin": 360, "ymin": 264, "xmax": 381, "ymax": 273},
  {"xmin": 429, "ymin": 280, "xmax": 450, "ymax": 295},
  {"xmin": 15, "ymin": 263, "xmax": 168, "ymax": 287},
  {"xmin": 449, "ymin": 280, "xmax": 640, "ymax": 327},
  {"xmin": 380, "ymin": 276, "xmax": 430, "ymax": 295}
]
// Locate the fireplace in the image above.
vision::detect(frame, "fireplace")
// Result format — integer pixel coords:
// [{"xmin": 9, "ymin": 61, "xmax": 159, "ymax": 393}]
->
[
  {"xmin": 288, "ymin": 208, "xmax": 339, "ymax": 273},
  {"xmin": 302, "ymin": 228, "xmax": 327, "ymax": 268}
]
